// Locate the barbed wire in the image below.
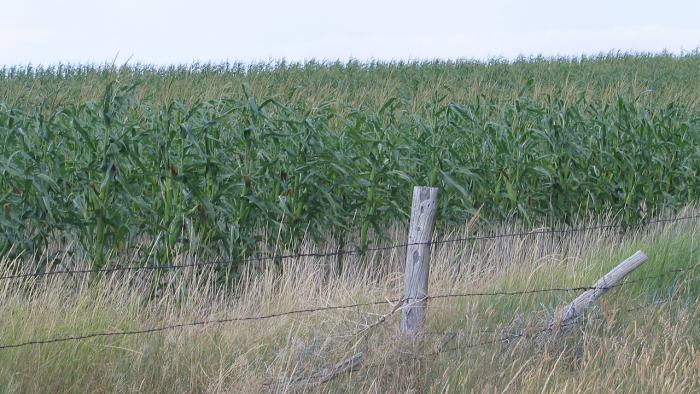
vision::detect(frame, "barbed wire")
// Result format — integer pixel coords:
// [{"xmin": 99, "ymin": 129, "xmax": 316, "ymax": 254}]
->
[
  {"xmin": 429, "ymin": 297, "xmax": 681, "ymax": 357},
  {"xmin": 0, "ymin": 299, "xmax": 393, "ymax": 350},
  {"xmin": 285, "ymin": 297, "xmax": 686, "ymax": 385},
  {"xmin": 0, "ymin": 262, "xmax": 696, "ymax": 351},
  {"xmin": 426, "ymin": 262, "xmax": 700, "ymax": 301},
  {"xmin": 2, "ymin": 213, "xmax": 699, "ymax": 281}
]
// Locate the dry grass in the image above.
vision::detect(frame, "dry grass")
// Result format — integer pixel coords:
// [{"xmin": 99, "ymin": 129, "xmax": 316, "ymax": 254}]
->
[{"xmin": 0, "ymin": 209, "xmax": 699, "ymax": 393}]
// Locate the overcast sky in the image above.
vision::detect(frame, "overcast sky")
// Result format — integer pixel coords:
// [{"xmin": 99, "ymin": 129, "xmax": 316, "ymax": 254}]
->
[{"xmin": 2, "ymin": 0, "xmax": 700, "ymax": 66}]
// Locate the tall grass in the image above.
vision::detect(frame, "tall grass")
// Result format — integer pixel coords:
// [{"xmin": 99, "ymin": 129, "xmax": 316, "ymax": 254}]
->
[{"xmin": 1, "ymin": 209, "xmax": 698, "ymax": 392}]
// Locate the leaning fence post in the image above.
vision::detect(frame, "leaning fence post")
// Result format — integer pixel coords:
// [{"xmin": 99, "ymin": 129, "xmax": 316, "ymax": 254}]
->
[
  {"xmin": 400, "ymin": 186, "xmax": 439, "ymax": 334},
  {"xmin": 553, "ymin": 250, "xmax": 648, "ymax": 330}
]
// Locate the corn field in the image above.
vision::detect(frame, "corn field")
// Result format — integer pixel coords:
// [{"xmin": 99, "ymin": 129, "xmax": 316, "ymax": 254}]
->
[{"xmin": 1, "ymin": 55, "xmax": 699, "ymax": 270}]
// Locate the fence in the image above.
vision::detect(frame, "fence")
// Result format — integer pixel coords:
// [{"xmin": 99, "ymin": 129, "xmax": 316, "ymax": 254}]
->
[{"xmin": 1, "ymin": 186, "xmax": 699, "ymax": 385}]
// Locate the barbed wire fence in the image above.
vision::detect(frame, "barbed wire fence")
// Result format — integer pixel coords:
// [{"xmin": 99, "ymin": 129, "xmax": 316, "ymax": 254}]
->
[
  {"xmin": 0, "ymin": 187, "xmax": 698, "ymax": 388},
  {"xmin": 0, "ymin": 241, "xmax": 697, "ymax": 350},
  {"xmin": 2, "ymin": 213, "xmax": 699, "ymax": 281}
]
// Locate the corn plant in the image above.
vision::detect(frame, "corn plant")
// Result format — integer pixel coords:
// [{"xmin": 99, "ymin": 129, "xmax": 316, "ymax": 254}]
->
[{"xmin": 1, "ymin": 58, "xmax": 699, "ymax": 273}]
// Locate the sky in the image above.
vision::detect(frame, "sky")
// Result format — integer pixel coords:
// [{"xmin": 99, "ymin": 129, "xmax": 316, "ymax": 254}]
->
[{"xmin": 2, "ymin": 0, "xmax": 700, "ymax": 66}]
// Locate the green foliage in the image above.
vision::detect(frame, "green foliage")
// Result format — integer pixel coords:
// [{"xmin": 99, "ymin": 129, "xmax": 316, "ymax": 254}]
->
[{"xmin": 1, "ymin": 56, "xmax": 699, "ymax": 269}]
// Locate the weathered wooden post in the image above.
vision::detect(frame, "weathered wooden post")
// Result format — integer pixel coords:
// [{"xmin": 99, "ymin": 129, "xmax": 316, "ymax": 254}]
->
[
  {"xmin": 400, "ymin": 186, "xmax": 439, "ymax": 334},
  {"xmin": 553, "ymin": 250, "xmax": 648, "ymax": 330}
]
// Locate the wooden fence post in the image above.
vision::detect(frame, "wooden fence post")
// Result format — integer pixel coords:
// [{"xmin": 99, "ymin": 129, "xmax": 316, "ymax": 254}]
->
[
  {"xmin": 400, "ymin": 186, "xmax": 439, "ymax": 334},
  {"xmin": 553, "ymin": 250, "xmax": 648, "ymax": 330}
]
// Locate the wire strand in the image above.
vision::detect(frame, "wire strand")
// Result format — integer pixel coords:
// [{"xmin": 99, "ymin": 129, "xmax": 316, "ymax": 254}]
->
[
  {"xmin": 1, "ymin": 262, "xmax": 696, "ymax": 350},
  {"xmin": 2, "ymin": 214, "xmax": 699, "ymax": 281}
]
